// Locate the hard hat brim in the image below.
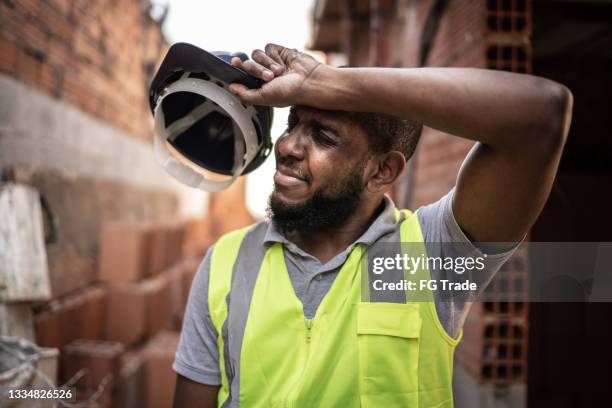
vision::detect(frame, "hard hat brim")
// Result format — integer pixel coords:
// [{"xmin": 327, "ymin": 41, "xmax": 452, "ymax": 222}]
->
[{"xmin": 149, "ymin": 42, "xmax": 264, "ymax": 113}]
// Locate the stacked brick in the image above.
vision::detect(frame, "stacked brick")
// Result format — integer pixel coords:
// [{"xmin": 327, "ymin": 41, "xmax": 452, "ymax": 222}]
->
[{"xmin": 32, "ymin": 219, "xmax": 209, "ymax": 407}]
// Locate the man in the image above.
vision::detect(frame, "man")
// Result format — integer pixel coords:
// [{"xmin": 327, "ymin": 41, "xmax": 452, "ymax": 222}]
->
[{"xmin": 172, "ymin": 44, "xmax": 572, "ymax": 407}]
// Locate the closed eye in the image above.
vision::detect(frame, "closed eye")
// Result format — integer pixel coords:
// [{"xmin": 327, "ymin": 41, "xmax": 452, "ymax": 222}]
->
[{"xmin": 312, "ymin": 126, "xmax": 338, "ymax": 147}]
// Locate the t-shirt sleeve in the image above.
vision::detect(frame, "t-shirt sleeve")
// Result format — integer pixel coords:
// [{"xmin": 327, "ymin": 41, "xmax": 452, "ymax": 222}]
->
[
  {"xmin": 173, "ymin": 245, "xmax": 222, "ymax": 385},
  {"xmin": 417, "ymin": 187, "xmax": 519, "ymax": 338}
]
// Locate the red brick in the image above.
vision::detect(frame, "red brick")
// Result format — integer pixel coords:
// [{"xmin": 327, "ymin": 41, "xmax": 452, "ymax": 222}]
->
[
  {"xmin": 146, "ymin": 273, "xmax": 171, "ymax": 338},
  {"xmin": 62, "ymin": 75, "xmax": 86, "ymax": 107},
  {"xmin": 167, "ymin": 222, "xmax": 187, "ymax": 268},
  {"xmin": 18, "ymin": 0, "xmax": 40, "ymax": 17},
  {"xmin": 16, "ymin": 48, "xmax": 39, "ymax": 85},
  {"xmin": 59, "ymin": 299, "xmax": 79, "ymax": 346},
  {"xmin": 74, "ymin": 30, "xmax": 102, "ymax": 65},
  {"xmin": 98, "ymin": 223, "xmax": 152, "ymax": 283},
  {"xmin": 183, "ymin": 218, "xmax": 213, "ymax": 258},
  {"xmin": 46, "ymin": 38, "xmax": 70, "ymax": 67},
  {"xmin": 34, "ymin": 286, "xmax": 107, "ymax": 349},
  {"xmin": 147, "ymin": 222, "xmax": 185, "ymax": 276},
  {"xmin": 38, "ymin": 61, "xmax": 57, "ymax": 95},
  {"xmin": 79, "ymin": 286, "xmax": 108, "ymax": 340},
  {"xmin": 117, "ymin": 348, "xmax": 146, "ymax": 408},
  {"xmin": 146, "ymin": 223, "xmax": 171, "ymax": 277},
  {"xmin": 34, "ymin": 305, "xmax": 63, "ymax": 349},
  {"xmin": 105, "ymin": 273, "xmax": 170, "ymax": 345},
  {"xmin": 144, "ymin": 331, "xmax": 180, "ymax": 408},
  {"xmin": 62, "ymin": 339, "xmax": 124, "ymax": 389},
  {"xmin": 22, "ymin": 17, "xmax": 49, "ymax": 53},
  {"xmin": 181, "ymin": 257, "xmax": 201, "ymax": 305},
  {"xmin": 167, "ymin": 264, "xmax": 185, "ymax": 330},
  {"xmin": 46, "ymin": 0, "xmax": 72, "ymax": 15},
  {"xmin": 0, "ymin": 35, "xmax": 17, "ymax": 72},
  {"xmin": 105, "ymin": 283, "xmax": 147, "ymax": 345}
]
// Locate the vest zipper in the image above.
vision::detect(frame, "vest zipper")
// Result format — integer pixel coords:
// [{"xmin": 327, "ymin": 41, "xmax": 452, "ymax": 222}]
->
[
  {"xmin": 305, "ymin": 318, "xmax": 313, "ymax": 343},
  {"xmin": 284, "ymin": 318, "xmax": 313, "ymax": 407}
]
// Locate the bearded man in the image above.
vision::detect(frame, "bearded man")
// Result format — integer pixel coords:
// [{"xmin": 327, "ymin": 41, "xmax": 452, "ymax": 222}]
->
[{"xmin": 172, "ymin": 44, "xmax": 572, "ymax": 408}]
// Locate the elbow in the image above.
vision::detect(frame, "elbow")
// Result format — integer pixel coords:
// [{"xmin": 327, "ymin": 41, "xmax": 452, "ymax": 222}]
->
[{"xmin": 541, "ymin": 82, "xmax": 573, "ymax": 152}]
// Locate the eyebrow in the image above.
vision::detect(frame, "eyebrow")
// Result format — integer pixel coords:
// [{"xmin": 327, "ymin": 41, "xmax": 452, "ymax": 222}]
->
[
  {"xmin": 292, "ymin": 107, "xmax": 340, "ymax": 138},
  {"xmin": 311, "ymin": 118, "xmax": 340, "ymax": 138}
]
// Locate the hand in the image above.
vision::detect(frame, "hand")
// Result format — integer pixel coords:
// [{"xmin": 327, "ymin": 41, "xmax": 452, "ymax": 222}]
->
[{"xmin": 228, "ymin": 44, "xmax": 322, "ymax": 107}]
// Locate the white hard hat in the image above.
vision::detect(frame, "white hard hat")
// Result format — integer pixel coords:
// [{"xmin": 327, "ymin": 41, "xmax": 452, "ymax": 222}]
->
[{"xmin": 149, "ymin": 43, "xmax": 273, "ymax": 192}]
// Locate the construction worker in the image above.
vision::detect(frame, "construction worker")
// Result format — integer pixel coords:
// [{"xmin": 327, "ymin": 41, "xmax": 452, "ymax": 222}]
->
[{"xmin": 172, "ymin": 44, "xmax": 572, "ymax": 407}]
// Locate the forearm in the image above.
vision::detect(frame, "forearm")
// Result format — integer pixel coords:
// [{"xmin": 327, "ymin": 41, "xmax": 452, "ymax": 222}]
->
[{"xmin": 305, "ymin": 65, "xmax": 572, "ymax": 150}]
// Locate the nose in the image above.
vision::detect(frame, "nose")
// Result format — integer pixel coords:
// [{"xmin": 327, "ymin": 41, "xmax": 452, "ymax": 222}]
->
[{"xmin": 275, "ymin": 128, "xmax": 306, "ymax": 163}]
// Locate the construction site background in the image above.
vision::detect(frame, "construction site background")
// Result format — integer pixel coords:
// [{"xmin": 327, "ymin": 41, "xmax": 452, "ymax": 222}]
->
[{"xmin": 1, "ymin": 0, "xmax": 611, "ymax": 407}]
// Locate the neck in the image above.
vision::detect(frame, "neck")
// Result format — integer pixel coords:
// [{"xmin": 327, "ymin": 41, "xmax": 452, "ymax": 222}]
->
[{"xmin": 284, "ymin": 196, "xmax": 385, "ymax": 264}]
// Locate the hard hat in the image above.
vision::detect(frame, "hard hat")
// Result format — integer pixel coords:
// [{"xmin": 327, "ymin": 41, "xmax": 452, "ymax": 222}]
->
[{"xmin": 149, "ymin": 42, "xmax": 273, "ymax": 192}]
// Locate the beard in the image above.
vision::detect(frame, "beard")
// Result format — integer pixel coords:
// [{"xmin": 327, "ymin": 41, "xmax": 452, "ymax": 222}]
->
[{"xmin": 267, "ymin": 162, "xmax": 366, "ymax": 233}]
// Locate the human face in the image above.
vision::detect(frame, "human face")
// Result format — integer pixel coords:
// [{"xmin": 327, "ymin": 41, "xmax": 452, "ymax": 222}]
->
[{"xmin": 272, "ymin": 106, "xmax": 371, "ymax": 206}]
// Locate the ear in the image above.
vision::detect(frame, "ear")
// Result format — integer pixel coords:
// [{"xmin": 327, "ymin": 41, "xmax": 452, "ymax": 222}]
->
[{"xmin": 365, "ymin": 151, "xmax": 406, "ymax": 193}]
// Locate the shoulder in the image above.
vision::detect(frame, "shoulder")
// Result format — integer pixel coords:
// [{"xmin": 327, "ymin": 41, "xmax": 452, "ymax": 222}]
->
[
  {"xmin": 415, "ymin": 188, "xmax": 458, "ymax": 243},
  {"xmin": 212, "ymin": 220, "xmax": 269, "ymax": 255}
]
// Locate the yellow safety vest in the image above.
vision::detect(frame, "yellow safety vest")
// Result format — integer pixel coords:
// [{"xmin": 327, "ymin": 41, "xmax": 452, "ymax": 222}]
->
[{"xmin": 208, "ymin": 209, "xmax": 461, "ymax": 407}]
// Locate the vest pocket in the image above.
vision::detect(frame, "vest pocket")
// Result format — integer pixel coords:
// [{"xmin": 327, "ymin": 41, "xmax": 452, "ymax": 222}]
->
[{"xmin": 357, "ymin": 302, "xmax": 422, "ymax": 407}]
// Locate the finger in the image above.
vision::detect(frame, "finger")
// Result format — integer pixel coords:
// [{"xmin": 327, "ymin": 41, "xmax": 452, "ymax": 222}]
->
[
  {"xmin": 228, "ymin": 83, "xmax": 265, "ymax": 105},
  {"xmin": 280, "ymin": 47, "xmax": 300, "ymax": 64},
  {"xmin": 264, "ymin": 43, "xmax": 287, "ymax": 71},
  {"xmin": 231, "ymin": 56, "xmax": 273, "ymax": 81},
  {"xmin": 252, "ymin": 49, "xmax": 284, "ymax": 76},
  {"xmin": 230, "ymin": 56, "xmax": 243, "ymax": 68},
  {"xmin": 240, "ymin": 59, "xmax": 274, "ymax": 81}
]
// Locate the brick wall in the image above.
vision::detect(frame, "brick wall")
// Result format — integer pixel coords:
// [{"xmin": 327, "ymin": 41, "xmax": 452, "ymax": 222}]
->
[
  {"xmin": 0, "ymin": 0, "xmax": 165, "ymax": 140},
  {"xmin": 405, "ymin": 0, "xmax": 485, "ymax": 208}
]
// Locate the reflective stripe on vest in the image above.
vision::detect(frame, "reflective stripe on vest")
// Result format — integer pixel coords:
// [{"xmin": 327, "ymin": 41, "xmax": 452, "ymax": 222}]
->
[{"xmin": 208, "ymin": 209, "xmax": 462, "ymax": 407}]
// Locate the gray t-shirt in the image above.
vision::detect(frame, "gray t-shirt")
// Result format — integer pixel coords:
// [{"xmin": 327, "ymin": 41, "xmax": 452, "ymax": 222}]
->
[{"xmin": 173, "ymin": 189, "xmax": 516, "ymax": 385}]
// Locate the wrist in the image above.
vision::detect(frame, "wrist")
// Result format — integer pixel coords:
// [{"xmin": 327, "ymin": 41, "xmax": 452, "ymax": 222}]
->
[{"xmin": 302, "ymin": 64, "xmax": 342, "ymax": 109}]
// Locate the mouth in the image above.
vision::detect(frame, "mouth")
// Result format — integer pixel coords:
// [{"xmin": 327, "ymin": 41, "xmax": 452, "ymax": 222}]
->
[{"xmin": 273, "ymin": 165, "xmax": 309, "ymax": 190}]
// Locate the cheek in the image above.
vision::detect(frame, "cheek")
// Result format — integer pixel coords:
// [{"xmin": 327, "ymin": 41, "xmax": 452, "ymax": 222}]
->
[
  {"xmin": 308, "ymin": 149, "xmax": 361, "ymax": 189},
  {"xmin": 307, "ymin": 153, "xmax": 334, "ymax": 188}
]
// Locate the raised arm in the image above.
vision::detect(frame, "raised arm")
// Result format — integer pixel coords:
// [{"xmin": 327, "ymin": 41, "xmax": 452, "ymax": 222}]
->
[{"xmin": 230, "ymin": 44, "xmax": 573, "ymax": 242}]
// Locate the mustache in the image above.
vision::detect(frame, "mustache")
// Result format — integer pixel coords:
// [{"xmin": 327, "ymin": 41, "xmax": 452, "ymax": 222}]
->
[{"xmin": 276, "ymin": 158, "xmax": 311, "ymax": 184}]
